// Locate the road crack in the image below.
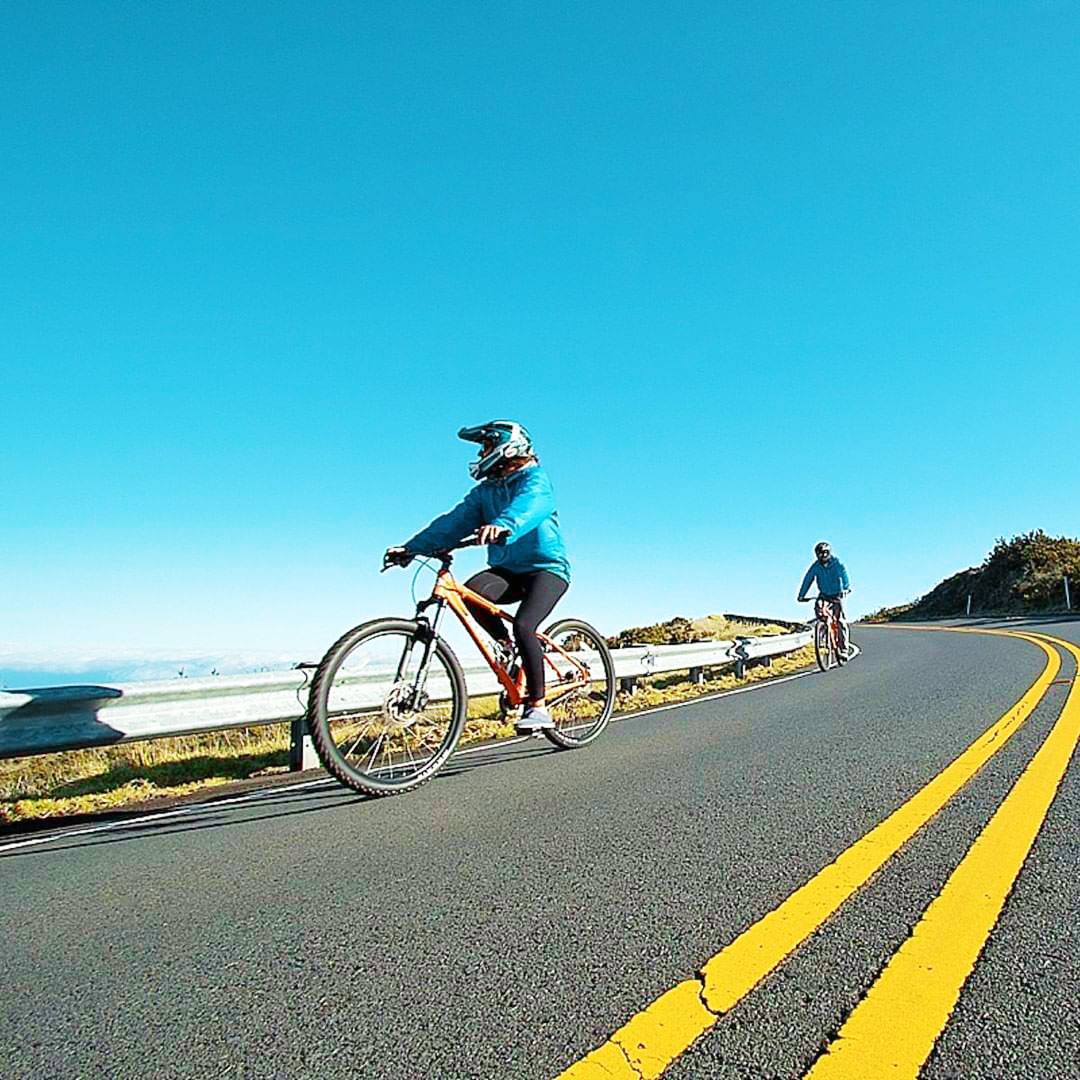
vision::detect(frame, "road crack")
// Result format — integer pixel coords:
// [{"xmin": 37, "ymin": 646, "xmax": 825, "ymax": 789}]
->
[{"xmin": 609, "ymin": 1037, "xmax": 645, "ymax": 1079}]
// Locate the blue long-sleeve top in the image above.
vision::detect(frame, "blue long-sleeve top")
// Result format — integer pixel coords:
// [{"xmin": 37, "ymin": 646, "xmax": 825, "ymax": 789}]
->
[
  {"xmin": 798, "ymin": 556, "xmax": 851, "ymax": 600},
  {"xmin": 405, "ymin": 464, "xmax": 571, "ymax": 582}
]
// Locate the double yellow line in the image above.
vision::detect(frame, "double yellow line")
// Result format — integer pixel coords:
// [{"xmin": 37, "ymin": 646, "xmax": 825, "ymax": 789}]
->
[{"xmin": 558, "ymin": 626, "xmax": 1080, "ymax": 1080}]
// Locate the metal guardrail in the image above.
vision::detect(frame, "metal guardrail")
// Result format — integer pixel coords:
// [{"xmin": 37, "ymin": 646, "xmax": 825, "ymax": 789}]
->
[{"xmin": 0, "ymin": 627, "xmax": 811, "ymax": 766}]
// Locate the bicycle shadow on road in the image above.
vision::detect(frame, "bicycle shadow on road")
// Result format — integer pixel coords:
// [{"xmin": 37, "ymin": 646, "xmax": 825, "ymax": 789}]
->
[
  {"xmin": 0, "ymin": 785, "xmax": 368, "ymax": 859},
  {"xmin": 0, "ymin": 737, "xmax": 559, "ymax": 859},
  {"xmin": 438, "ymin": 735, "xmax": 558, "ymax": 779}
]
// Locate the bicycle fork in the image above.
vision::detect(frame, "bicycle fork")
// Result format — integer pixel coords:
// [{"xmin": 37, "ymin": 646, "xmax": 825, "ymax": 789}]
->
[{"xmin": 399, "ymin": 598, "xmax": 447, "ymax": 709}]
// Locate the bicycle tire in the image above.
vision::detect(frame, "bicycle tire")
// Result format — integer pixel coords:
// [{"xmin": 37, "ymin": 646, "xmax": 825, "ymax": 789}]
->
[
  {"xmin": 307, "ymin": 617, "xmax": 467, "ymax": 796},
  {"xmin": 541, "ymin": 618, "xmax": 617, "ymax": 749},
  {"xmin": 814, "ymin": 620, "xmax": 833, "ymax": 672}
]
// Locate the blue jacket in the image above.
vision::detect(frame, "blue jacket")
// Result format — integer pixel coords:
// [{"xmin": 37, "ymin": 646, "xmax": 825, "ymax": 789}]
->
[
  {"xmin": 405, "ymin": 464, "xmax": 571, "ymax": 582},
  {"xmin": 799, "ymin": 556, "xmax": 851, "ymax": 600}
]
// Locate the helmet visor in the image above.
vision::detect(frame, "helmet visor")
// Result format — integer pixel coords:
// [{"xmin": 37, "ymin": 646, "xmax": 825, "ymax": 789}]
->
[{"xmin": 458, "ymin": 424, "xmax": 495, "ymax": 445}]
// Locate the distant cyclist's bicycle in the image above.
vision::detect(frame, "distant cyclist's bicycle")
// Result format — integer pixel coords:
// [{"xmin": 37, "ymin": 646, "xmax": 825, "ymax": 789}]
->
[
  {"xmin": 306, "ymin": 537, "xmax": 616, "ymax": 796},
  {"xmin": 801, "ymin": 593, "xmax": 850, "ymax": 672}
]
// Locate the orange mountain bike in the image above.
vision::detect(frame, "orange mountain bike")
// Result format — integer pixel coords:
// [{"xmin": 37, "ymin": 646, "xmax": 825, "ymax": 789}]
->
[
  {"xmin": 306, "ymin": 537, "xmax": 616, "ymax": 796},
  {"xmin": 803, "ymin": 593, "xmax": 850, "ymax": 672}
]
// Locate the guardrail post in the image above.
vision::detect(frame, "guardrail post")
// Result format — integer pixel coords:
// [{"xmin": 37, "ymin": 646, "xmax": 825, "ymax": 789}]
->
[
  {"xmin": 735, "ymin": 659, "xmax": 746, "ymax": 679},
  {"xmin": 619, "ymin": 677, "xmax": 638, "ymax": 694},
  {"xmin": 689, "ymin": 666, "xmax": 705, "ymax": 686},
  {"xmin": 289, "ymin": 717, "xmax": 320, "ymax": 771}
]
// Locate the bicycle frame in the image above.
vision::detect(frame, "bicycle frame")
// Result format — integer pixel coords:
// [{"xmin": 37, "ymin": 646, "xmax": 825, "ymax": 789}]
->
[
  {"xmin": 417, "ymin": 562, "xmax": 591, "ymax": 708},
  {"xmin": 813, "ymin": 597, "xmax": 847, "ymax": 656}
]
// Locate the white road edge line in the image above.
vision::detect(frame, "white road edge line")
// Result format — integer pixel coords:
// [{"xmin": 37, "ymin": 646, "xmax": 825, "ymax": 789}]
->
[{"xmin": 0, "ymin": 645, "xmax": 859, "ymax": 854}]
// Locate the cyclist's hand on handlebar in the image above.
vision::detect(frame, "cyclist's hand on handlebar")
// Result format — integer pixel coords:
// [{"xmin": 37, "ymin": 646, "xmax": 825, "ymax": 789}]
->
[
  {"xmin": 477, "ymin": 524, "xmax": 510, "ymax": 546},
  {"xmin": 797, "ymin": 596, "xmax": 810, "ymax": 602},
  {"xmin": 383, "ymin": 546, "xmax": 414, "ymax": 571}
]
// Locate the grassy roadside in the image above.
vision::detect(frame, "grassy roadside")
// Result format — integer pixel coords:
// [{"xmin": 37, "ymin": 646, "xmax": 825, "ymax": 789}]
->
[{"xmin": 1, "ymin": 642, "xmax": 816, "ymax": 826}]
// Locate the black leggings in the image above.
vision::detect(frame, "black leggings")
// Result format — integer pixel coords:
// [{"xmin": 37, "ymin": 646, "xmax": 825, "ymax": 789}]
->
[{"xmin": 463, "ymin": 568, "xmax": 569, "ymax": 702}]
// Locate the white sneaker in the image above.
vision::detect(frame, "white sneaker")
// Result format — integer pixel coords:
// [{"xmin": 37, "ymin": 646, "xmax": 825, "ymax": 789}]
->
[{"xmin": 516, "ymin": 705, "xmax": 555, "ymax": 733}]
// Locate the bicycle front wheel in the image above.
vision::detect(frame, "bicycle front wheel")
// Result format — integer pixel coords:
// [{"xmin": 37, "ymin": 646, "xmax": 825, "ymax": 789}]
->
[
  {"xmin": 541, "ymin": 619, "xmax": 616, "ymax": 749},
  {"xmin": 307, "ymin": 618, "xmax": 467, "ymax": 796},
  {"xmin": 814, "ymin": 620, "xmax": 833, "ymax": 672}
]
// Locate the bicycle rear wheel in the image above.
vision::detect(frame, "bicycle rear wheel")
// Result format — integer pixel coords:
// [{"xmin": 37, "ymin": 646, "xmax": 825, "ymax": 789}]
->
[
  {"xmin": 814, "ymin": 620, "xmax": 834, "ymax": 672},
  {"xmin": 836, "ymin": 619, "xmax": 851, "ymax": 663},
  {"xmin": 307, "ymin": 618, "xmax": 467, "ymax": 796},
  {"xmin": 541, "ymin": 619, "xmax": 616, "ymax": 749}
]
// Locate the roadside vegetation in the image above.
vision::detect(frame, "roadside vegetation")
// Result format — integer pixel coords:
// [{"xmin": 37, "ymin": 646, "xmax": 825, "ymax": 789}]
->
[
  {"xmin": 866, "ymin": 531, "xmax": 1080, "ymax": 621},
  {"xmin": 608, "ymin": 613, "xmax": 792, "ymax": 647},
  {"xmin": 2, "ymin": 614, "xmax": 814, "ymax": 825}
]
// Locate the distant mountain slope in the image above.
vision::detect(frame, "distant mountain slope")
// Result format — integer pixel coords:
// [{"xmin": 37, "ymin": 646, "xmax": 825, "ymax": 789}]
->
[
  {"xmin": 869, "ymin": 530, "xmax": 1080, "ymax": 620},
  {"xmin": 607, "ymin": 614, "xmax": 791, "ymax": 648}
]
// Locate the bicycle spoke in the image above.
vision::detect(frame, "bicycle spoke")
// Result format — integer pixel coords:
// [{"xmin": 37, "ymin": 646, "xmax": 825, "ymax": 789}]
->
[
  {"xmin": 541, "ymin": 622, "xmax": 615, "ymax": 747},
  {"xmin": 341, "ymin": 728, "xmax": 368, "ymax": 760},
  {"xmin": 310, "ymin": 624, "xmax": 466, "ymax": 793},
  {"xmin": 364, "ymin": 730, "xmax": 388, "ymax": 772},
  {"xmin": 339, "ymin": 713, "xmax": 380, "ymax": 758}
]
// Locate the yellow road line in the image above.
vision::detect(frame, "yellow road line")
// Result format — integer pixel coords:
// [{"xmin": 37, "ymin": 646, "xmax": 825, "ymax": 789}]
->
[
  {"xmin": 803, "ymin": 632, "xmax": 1080, "ymax": 1079},
  {"xmin": 557, "ymin": 629, "xmax": 1059, "ymax": 1080}
]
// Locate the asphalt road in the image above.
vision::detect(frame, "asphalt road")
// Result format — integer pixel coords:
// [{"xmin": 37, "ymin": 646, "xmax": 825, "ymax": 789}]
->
[{"xmin": 2, "ymin": 618, "xmax": 1078, "ymax": 1079}]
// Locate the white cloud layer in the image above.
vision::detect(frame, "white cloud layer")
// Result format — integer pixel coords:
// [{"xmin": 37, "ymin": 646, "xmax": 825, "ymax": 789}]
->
[{"xmin": 0, "ymin": 644, "xmax": 310, "ymax": 683}]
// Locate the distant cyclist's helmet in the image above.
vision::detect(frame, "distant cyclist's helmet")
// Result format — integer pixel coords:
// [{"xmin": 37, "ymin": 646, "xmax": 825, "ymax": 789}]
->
[
  {"xmin": 815, "ymin": 540, "xmax": 831, "ymax": 560},
  {"xmin": 458, "ymin": 420, "xmax": 533, "ymax": 480}
]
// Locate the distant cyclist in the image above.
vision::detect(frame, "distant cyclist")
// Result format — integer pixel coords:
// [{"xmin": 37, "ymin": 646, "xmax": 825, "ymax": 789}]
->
[
  {"xmin": 385, "ymin": 421, "xmax": 570, "ymax": 733},
  {"xmin": 798, "ymin": 541, "xmax": 852, "ymax": 661}
]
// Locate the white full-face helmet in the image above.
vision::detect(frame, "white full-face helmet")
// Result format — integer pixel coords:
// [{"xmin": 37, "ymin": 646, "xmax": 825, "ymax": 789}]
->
[{"xmin": 458, "ymin": 420, "xmax": 533, "ymax": 480}]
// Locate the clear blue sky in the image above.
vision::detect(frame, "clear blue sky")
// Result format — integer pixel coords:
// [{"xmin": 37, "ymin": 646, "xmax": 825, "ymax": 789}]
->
[{"xmin": 4, "ymin": 2, "xmax": 1078, "ymax": 684}]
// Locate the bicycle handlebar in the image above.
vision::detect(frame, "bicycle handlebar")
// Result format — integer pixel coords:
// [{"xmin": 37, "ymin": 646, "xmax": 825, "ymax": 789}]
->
[
  {"xmin": 449, "ymin": 532, "xmax": 485, "ymax": 551},
  {"xmin": 431, "ymin": 530, "xmax": 509, "ymax": 557},
  {"xmin": 383, "ymin": 531, "xmax": 506, "ymax": 572}
]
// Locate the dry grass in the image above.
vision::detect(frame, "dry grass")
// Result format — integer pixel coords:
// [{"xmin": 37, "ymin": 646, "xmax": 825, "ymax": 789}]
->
[
  {"xmin": 0, "ymin": 726, "xmax": 293, "ymax": 824},
  {"xmin": 1, "ymin": 643, "xmax": 816, "ymax": 826},
  {"xmin": 612, "ymin": 643, "xmax": 815, "ymax": 711},
  {"xmin": 688, "ymin": 615, "xmax": 791, "ymax": 639}
]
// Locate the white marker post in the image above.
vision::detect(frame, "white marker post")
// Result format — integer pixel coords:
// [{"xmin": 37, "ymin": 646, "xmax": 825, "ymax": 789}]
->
[
  {"xmin": 1066, "ymin": 576, "xmax": 1072, "ymax": 611},
  {"xmin": 966, "ymin": 593, "xmax": 973, "ymax": 617}
]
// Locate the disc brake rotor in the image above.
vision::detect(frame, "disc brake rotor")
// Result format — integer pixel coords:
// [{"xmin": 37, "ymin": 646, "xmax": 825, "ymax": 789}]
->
[{"xmin": 382, "ymin": 682, "xmax": 425, "ymax": 732}]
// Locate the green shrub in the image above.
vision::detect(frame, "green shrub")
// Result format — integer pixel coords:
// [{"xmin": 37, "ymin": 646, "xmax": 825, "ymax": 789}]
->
[{"xmin": 871, "ymin": 530, "xmax": 1080, "ymax": 620}]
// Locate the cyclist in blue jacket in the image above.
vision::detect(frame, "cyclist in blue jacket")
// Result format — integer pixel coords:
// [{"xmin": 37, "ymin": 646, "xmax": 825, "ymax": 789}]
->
[
  {"xmin": 385, "ymin": 421, "xmax": 569, "ymax": 732},
  {"xmin": 798, "ymin": 541, "xmax": 852, "ymax": 661}
]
